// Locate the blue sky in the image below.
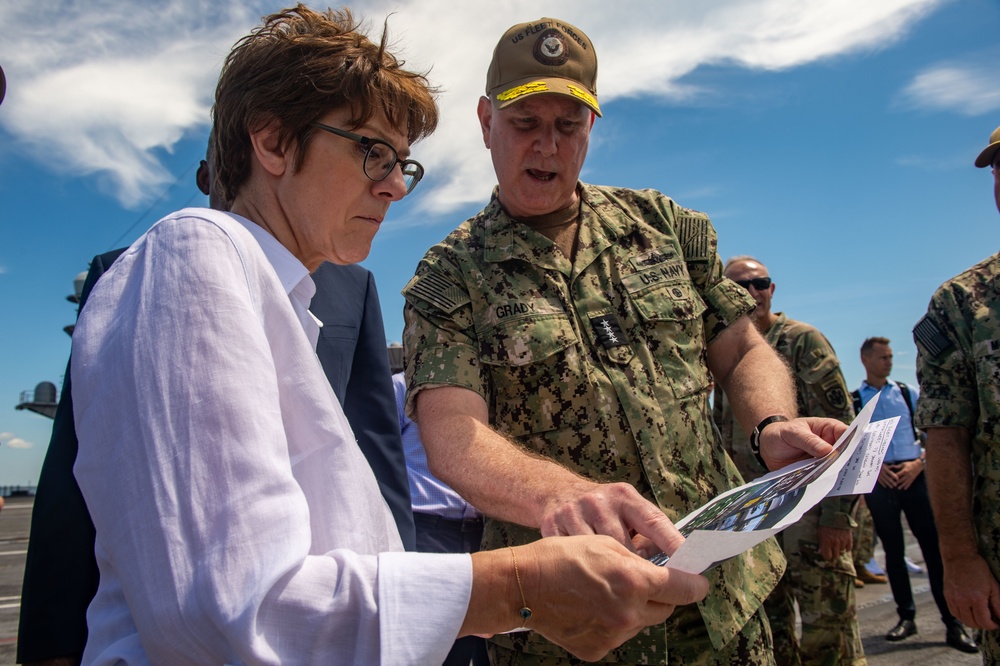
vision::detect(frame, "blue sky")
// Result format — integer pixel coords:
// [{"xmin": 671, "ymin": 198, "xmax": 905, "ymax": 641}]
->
[{"xmin": 1, "ymin": 0, "xmax": 998, "ymax": 486}]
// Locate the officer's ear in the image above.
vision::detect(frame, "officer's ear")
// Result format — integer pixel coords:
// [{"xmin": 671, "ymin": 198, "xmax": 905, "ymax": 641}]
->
[{"xmin": 477, "ymin": 96, "xmax": 493, "ymax": 149}]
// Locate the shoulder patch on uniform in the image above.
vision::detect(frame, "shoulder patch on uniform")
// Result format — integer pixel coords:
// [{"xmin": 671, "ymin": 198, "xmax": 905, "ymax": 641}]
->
[
  {"xmin": 823, "ymin": 383, "xmax": 848, "ymax": 410},
  {"xmin": 403, "ymin": 272, "xmax": 471, "ymax": 315},
  {"xmin": 676, "ymin": 215, "xmax": 709, "ymax": 259},
  {"xmin": 913, "ymin": 315, "xmax": 953, "ymax": 357}
]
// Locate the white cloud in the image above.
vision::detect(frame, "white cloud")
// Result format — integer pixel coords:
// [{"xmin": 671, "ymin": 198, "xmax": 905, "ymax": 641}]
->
[
  {"xmin": 0, "ymin": 432, "xmax": 33, "ymax": 449},
  {"xmin": 0, "ymin": 0, "xmax": 946, "ymax": 213},
  {"xmin": 383, "ymin": 0, "xmax": 945, "ymax": 214},
  {"xmin": 899, "ymin": 60, "xmax": 1000, "ymax": 116},
  {"xmin": 0, "ymin": 0, "xmax": 256, "ymax": 207}
]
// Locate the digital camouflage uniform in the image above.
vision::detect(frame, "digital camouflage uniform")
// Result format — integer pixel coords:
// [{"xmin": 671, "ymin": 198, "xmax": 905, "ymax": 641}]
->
[
  {"xmin": 852, "ymin": 500, "xmax": 875, "ymax": 576},
  {"xmin": 713, "ymin": 313, "xmax": 866, "ymax": 666},
  {"xmin": 402, "ymin": 184, "xmax": 785, "ymax": 665},
  {"xmin": 913, "ymin": 253, "xmax": 1000, "ymax": 663}
]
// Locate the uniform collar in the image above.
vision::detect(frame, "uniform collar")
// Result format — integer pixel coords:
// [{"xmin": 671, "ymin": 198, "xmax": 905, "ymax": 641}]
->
[{"xmin": 479, "ymin": 183, "xmax": 637, "ymax": 265}]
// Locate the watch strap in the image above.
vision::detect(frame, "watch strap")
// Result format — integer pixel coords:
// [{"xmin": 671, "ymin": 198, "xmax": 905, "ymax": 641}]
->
[{"xmin": 750, "ymin": 415, "xmax": 789, "ymax": 469}]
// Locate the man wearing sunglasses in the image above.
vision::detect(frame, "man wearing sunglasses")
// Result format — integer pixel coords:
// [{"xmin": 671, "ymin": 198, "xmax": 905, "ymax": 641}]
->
[
  {"xmin": 914, "ymin": 123, "xmax": 1000, "ymax": 665},
  {"xmin": 715, "ymin": 256, "xmax": 862, "ymax": 666}
]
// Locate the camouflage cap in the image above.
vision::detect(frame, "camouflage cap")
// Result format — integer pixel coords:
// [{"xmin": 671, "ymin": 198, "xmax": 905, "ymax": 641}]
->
[
  {"xmin": 974, "ymin": 124, "xmax": 1000, "ymax": 168},
  {"xmin": 486, "ymin": 18, "xmax": 601, "ymax": 117}
]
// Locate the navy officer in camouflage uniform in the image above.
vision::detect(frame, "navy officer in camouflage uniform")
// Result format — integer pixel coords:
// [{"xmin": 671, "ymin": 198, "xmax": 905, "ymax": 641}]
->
[
  {"xmin": 402, "ymin": 17, "xmax": 846, "ymax": 665},
  {"xmin": 715, "ymin": 256, "xmax": 864, "ymax": 666},
  {"xmin": 914, "ymin": 123, "xmax": 1000, "ymax": 665}
]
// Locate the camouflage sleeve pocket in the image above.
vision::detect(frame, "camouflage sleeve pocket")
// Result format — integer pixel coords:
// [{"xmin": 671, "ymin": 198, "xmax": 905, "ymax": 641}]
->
[
  {"xmin": 402, "ymin": 270, "xmax": 471, "ymax": 316},
  {"xmin": 797, "ymin": 350, "xmax": 839, "ymax": 384}
]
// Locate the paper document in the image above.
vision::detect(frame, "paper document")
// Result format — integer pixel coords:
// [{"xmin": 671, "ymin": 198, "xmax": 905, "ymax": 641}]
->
[{"xmin": 651, "ymin": 394, "xmax": 897, "ymax": 574}]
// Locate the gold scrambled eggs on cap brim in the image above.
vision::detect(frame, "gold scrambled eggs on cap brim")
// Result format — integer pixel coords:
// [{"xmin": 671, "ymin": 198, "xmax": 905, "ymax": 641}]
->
[{"xmin": 492, "ymin": 75, "xmax": 601, "ymax": 116}]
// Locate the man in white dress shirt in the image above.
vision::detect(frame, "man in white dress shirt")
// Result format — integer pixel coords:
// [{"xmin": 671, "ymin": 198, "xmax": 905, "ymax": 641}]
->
[{"xmin": 69, "ymin": 7, "xmax": 708, "ymax": 664}]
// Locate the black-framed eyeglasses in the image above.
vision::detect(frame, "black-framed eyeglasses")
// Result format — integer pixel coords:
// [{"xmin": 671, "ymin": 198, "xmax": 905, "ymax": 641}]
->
[
  {"xmin": 310, "ymin": 122, "xmax": 424, "ymax": 194},
  {"xmin": 733, "ymin": 277, "xmax": 772, "ymax": 291}
]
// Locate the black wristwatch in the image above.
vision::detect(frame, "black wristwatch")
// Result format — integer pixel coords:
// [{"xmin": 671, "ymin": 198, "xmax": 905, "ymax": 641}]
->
[{"xmin": 750, "ymin": 415, "xmax": 789, "ymax": 469}]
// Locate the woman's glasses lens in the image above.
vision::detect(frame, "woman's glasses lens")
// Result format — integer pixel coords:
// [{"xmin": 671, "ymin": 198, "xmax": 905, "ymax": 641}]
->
[
  {"xmin": 400, "ymin": 162, "xmax": 423, "ymax": 194},
  {"xmin": 363, "ymin": 144, "xmax": 423, "ymax": 194},
  {"xmin": 364, "ymin": 143, "xmax": 396, "ymax": 180}
]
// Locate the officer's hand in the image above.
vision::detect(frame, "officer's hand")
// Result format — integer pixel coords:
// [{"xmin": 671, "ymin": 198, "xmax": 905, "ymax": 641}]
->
[
  {"xmin": 758, "ymin": 417, "xmax": 845, "ymax": 470},
  {"xmin": 817, "ymin": 526, "xmax": 853, "ymax": 562},
  {"xmin": 942, "ymin": 552, "xmax": 1000, "ymax": 630},
  {"xmin": 538, "ymin": 481, "xmax": 685, "ymax": 559}
]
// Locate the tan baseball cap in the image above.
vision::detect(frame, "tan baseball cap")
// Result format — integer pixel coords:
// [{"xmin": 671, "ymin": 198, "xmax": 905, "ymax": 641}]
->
[
  {"xmin": 974, "ymin": 124, "xmax": 1000, "ymax": 168},
  {"xmin": 486, "ymin": 18, "xmax": 601, "ymax": 117}
]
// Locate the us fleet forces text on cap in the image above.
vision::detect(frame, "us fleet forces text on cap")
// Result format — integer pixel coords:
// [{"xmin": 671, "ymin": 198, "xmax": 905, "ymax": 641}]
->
[{"xmin": 508, "ymin": 20, "xmax": 590, "ymax": 51}]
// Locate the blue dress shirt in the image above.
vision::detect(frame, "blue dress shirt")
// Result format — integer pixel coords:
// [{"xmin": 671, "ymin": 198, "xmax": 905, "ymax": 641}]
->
[
  {"xmin": 857, "ymin": 379, "xmax": 922, "ymax": 463},
  {"xmin": 392, "ymin": 373, "xmax": 481, "ymax": 520}
]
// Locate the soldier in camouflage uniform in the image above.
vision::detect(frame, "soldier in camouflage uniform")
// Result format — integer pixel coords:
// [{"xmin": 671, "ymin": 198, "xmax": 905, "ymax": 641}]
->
[
  {"xmin": 402, "ymin": 17, "xmax": 848, "ymax": 665},
  {"xmin": 914, "ymin": 123, "xmax": 1000, "ymax": 665},
  {"xmin": 714, "ymin": 257, "xmax": 865, "ymax": 666}
]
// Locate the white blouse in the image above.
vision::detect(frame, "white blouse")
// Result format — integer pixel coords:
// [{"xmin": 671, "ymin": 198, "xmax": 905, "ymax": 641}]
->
[{"xmin": 72, "ymin": 208, "xmax": 471, "ymax": 665}]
